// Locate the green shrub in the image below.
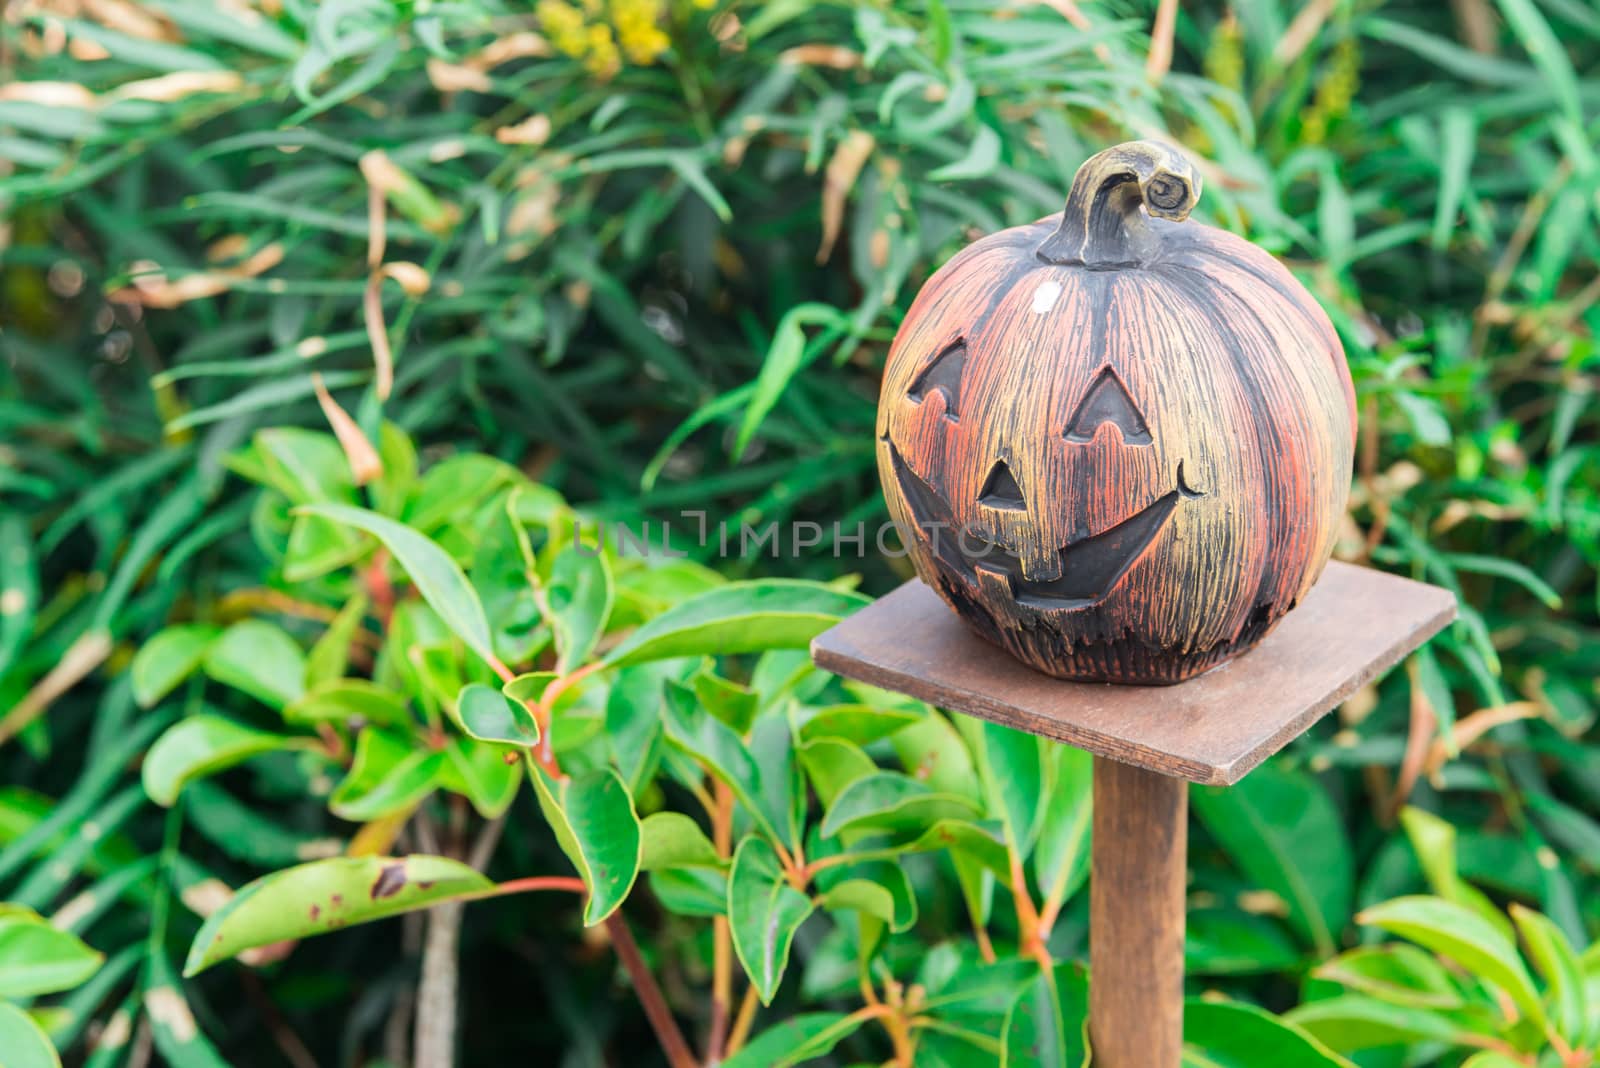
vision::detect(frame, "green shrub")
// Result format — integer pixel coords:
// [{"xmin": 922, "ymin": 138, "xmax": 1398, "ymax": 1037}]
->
[{"xmin": 1, "ymin": 0, "xmax": 1597, "ymax": 1065}]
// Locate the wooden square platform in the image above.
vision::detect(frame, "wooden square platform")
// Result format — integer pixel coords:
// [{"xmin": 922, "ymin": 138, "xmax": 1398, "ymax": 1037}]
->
[{"xmin": 812, "ymin": 561, "xmax": 1456, "ymax": 785}]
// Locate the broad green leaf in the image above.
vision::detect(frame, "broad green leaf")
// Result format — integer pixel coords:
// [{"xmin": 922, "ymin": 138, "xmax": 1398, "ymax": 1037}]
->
[
  {"xmin": 728, "ymin": 835, "xmax": 813, "ymax": 1004},
  {"xmin": 305, "ymin": 593, "xmax": 367, "ymax": 687},
  {"xmin": 142, "ymin": 715, "xmax": 299, "ymax": 807},
  {"xmin": 299, "ymin": 503, "xmax": 496, "ymax": 666},
  {"xmin": 719, "ymin": 1012, "xmax": 868, "ymax": 1068},
  {"xmin": 1399, "ymin": 806, "xmax": 1510, "ymax": 940},
  {"xmin": 131, "ymin": 625, "xmax": 220, "ymax": 708},
  {"xmin": 546, "ymin": 545, "xmax": 613, "ymax": 672},
  {"xmin": 1001, "ymin": 963, "xmax": 1088, "ymax": 1068},
  {"xmin": 452, "ymin": 683, "xmax": 539, "ymax": 746},
  {"xmin": 0, "ymin": 911, "xmax": 102, "ymax": 997},
  {"xmin": 639, "ymin": 812, "xmax": 723, "ymax": 871},
  {"xmin": 1186, "ymin": 909, "xmax": 1302, "ymax": 976},
  {"xmin": 1183, "ymin": 999, "xmax": 1354, "ymax": 1066},
  {"xmin": 1458, "ymin": 1054, "xmax": 1529, "ymax": 1068},
  {"xmin": 1285, "ymin": 995, "xmax": 1488, "ymax": 1051},
  {"xmin": 816, "ymin": 878, "xmax": 897, "ymax": 928},
  {"xmin": 1358, "ymin": 896, "xmax": 1545, "ymax": 1032},
  {"xmin": 605, "ymin": 580, "xmax": 868, "ymax": 666},
  {"xmin": 439, "ymin": 739, "xmax": 521, "ymax": 819},
  {"xmin": 605, "ymin": 664, "xmax": 674, "ymax": 793},
  {"xmin": 890, "ymin": 710, "xmax": 981, "ymax": 803},
  {"xmin": 798, "ymin": 738, "xmax": 877, "ymax": 809},
  {"xmin": 0, "ymin": 1001, "xmax": 60, "ymax": 1068},
  {"xmin": 1034, "ymin": 746, "xmax": 1091, "ymax": 914},
  {"xmin": 530, "ymin": 764, "xmax": 640, "ymax": 925},
  {"xmin": 904, "ymin": 819, "xmax": 1009, "ymax": 876},
  {"xmin": 820, "ymin": 771, "xmax": 979, "ymax": 838},
  {"xmin": 1193, "ymin": 763, "xmax": 1352, "ymax": 956},
  {"xmin": 662, "ymin": 681, "xmax": 782, "ymax": 843},
  {"xmin": 694, "ymin": 668, "xmax": 759, "ymax": 735},
  {"xmin": 203, "ymin": 620, "xmax": 306, "ymax": 710},
  {"xmin": 749, "ymin": 714, "xmax": 804, "ymax": 851},
  {"xmin": 1509, "ymin": 903, "xmax": 1586, "ymax": 1044},
  {"xmin": 330, "ymin": 730, "xmax": 445, "ymax": 821},
  {"xmin": 649, "ymin": 867, "xmax": 728, "ymax": 917},
  {"xmin": 1312, "ymin": 944, "xmax": 1466, "ymax": 1010},
  {"xmin": 283, "ymin": 679, "xmax": 411, "ymax": 727},
  {"xmin": 796, "ymin": 703, "xmax": 920, "ymax": 746},
  {"xmin": 184, "ymin": 855, "xmax": 491, "ymax": 975}
]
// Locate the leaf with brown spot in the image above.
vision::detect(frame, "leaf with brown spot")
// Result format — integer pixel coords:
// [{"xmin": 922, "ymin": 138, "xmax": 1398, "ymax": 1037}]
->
[{"xmin": 183, "ymin": 855, "xmax": 491, "ymax": 976}]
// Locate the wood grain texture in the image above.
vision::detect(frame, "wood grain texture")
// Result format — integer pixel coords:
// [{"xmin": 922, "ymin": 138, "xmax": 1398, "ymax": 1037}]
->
[
  {"xmin": 1090, "ymin": 759, "xmax": 1186, "ymax": 1067},
  {"xmin": 811, "ymin": 561, "xmax": 1455, "ymax": 785},
  {"xmin": 877, "ymin": 140, "xmax": 1357, "ymax": 683}
]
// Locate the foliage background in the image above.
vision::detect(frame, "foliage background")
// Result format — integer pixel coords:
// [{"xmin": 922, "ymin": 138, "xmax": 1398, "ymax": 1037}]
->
[{"xmin": 2, "ymin": 0, "xmax": 1599, "ymax": 1064}]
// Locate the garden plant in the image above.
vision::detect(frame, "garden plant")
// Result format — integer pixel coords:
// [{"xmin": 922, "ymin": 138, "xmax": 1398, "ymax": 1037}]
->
[{"xmin": 1, "ymin": 0, "xmax": 1598, "ymax": 1065}]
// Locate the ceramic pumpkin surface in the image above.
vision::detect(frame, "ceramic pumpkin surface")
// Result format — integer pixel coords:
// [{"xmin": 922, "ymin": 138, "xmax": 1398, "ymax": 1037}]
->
[{"xmin": 877, "ymin": 140, "xmax": 1356, "ymax": 684}]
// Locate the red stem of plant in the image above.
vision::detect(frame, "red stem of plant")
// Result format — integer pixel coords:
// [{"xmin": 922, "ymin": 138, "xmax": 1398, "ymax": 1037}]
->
[
  {"xmin": 470, "ymin": 876, "xmax": 586, "ymax": 900},
  {"xmin": 604, "ymin": 913, "xmax": 698, "ymax": 1068}
]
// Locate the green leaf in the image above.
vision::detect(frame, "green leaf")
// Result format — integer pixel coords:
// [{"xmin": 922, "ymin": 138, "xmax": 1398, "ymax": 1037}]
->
[
  {"xmin": 546, "ymin": 545, "xmax": 613, "ymax": 672},
  {"xmin": 605, "ymin": 663, "xmax": 675, "ymax": 793},
  {"xmin": 719, "ymin": 1012, "xmax": 868, "ymax": 1068},
  {"xmin": 1186, "ymin": 909, "xmax": 1302, "ymax": 976},
  {"xmin": 1494, "ymin": 0, "xmax": 1582, "ymax": 124},
  {"xmin": 184, "ymin": 855, "xmax": 492, "ymax": 975},
  {"xmin": 142, "ymin": 715, "xmax": 299, "ymax": 807},
  {"xmin": 143, "ymin": 952, "xmax": 231, "ymax": 1068},
  {"xmin": 0, "ymin": 1001, "xmax": 61, "ymax": 1068},
  {"xmin": 298, "ymin": 503, "xmax": 496, "ymax": 666},
  {"xmin": 605, "ymin": 580, "xmax": 868, "ymax": 667},
  {"xmin": 930, "ymin": 123, "xmax": 1001, "ymax": 182},
  {"xmin": 1001, "ymin": 963, "xmax": 1089, "ymax": 1068},
  {"xmin": 1399, "ymin": 806, "xmax": 1511, "ymax": 940},
  {"xmin": 330, "ymin": 730, "xmax": 445, "ymax": 821},
  {"xmin": 452, "ymin": 683, "xmax": 539, "ymax": 746},
  {"xmin": 0, "ymin": 910, "xmax": 103, "ymax": 998},
  {"xmin": 820, "ymin": 771, "xmax": 979, "ymax": 838},
  {"xmin": 438, "ymin": 739, "xmax": 521, "ymax": 819},
  {"xmin": 903, "ymin": 819, "xmax": 1010, "ymax": 876},
  {"xmin": 977, "ymin": 721, "xmax": 1049, "ymax": 858},
  {"xmin": 1509, "ymin": 903, "xmax": 1586, "ymax": 1044},
  {"xmin": 728, "ymin": 835, "xmax": 813, "ymax": 1005},
  {"xmin": 202, "ymin": 621, "xmax": 306, "ymax": 710},
  {"xmin": 1357, "ymin": 896, "xmax": 1545, "ymax": 1032},
  {"xmin": 1312, "ymin": 944, "xmax": 1467, "ymax": 1010},
  {"xmin": 816, "ymin": 878, "xmax": 897, "ymax": 928},
  {"xmin": 1193, "ymin": 763, "xmax": 1352, "ymax": 956},
  {"xmin": 1183, "ymin": 999, "xmax": 1354, "ymax": 1066},
  {"xmin": 798, "ymin": 738, "xmax": 877, "ymax": 809},
  {"xmin": 1034, "ymin": 746, "xmax": 1092, "ymax": 918},
  {"xmin": 663, "ymin": 681, "xmax": 783, "ymax": 844},
  {"xmin": 283, "ymin": 679, "xmax": 411, "ymax": 727},
  {"xmin": 640, "ymin": 812, "xmax": 724, "ymax": 871},
  {"xmin": 305, "ymin": 593, "xmax": 367, "ymax": 687},
  {"xmin": 530, "ymin": 764, "xmax": 641, "ymax": 925},
  {"xmin": 797, "ymin": 703, "xmax": 920, "ymax": 746},
  {"xmin": 1285, "ymin": 995, "xmax": 1488, "ymax": 1051},
  {"xmin": 650, "ymin": 867, "xmax": 728, "ymax": 917},
  {"xmin": 131, "ymin": 625, "xmax": 220, "ymax": 708}
]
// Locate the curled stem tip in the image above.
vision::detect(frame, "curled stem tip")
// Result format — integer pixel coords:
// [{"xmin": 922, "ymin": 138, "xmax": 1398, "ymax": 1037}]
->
[{"xmin": 1037, "ymin": 139, "xmax": 1201, "ymax": 268}]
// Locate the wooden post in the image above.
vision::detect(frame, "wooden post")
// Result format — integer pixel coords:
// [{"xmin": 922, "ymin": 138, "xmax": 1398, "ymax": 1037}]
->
[{"xmin": 1089, "ymin": 757, "xmax": 1187, "ymax": 1067}]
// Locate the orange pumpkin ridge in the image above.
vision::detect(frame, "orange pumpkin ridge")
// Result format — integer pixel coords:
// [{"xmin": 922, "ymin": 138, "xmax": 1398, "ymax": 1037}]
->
[{"xmin": 877, "ymin": 140, "xmax": 1355, "ymax": 684}]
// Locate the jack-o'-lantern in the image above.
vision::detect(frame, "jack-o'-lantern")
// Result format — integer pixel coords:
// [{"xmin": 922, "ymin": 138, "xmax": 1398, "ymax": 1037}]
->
[{"xmin": 877, "ymin": 140, "xmax": 1355, "ymax": 684}]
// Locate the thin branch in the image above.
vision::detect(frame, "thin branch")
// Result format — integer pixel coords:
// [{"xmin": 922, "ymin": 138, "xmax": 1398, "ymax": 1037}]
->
[{"xmin": 604, "ymin": 913, "xmax": 698, "ymax": 1068}]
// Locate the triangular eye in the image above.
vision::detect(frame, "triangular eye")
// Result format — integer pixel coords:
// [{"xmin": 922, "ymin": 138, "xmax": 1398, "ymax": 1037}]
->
[
  {"xmin": 1064, "ymin": 367, "xmax": 1152, "ymax": 445},
  {"xmin": 907, "ymin": 339, "xmax": 967, "ymax": 423},
  {"xmin": 979, "ymin": 460, "xmax": 1026, "ymax": 510}
]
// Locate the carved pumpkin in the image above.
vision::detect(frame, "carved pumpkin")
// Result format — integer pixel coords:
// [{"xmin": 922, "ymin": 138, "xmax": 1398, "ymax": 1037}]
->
[{"xmin": 877, "ymin": 140, "xmax": 1356, "ymax": 684}]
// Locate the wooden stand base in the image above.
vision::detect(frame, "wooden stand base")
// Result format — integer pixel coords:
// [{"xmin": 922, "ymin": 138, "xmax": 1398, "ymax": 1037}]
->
[{"xmin": 812, "ymin": 561, "xmax": 1456, "ymax": 1065}]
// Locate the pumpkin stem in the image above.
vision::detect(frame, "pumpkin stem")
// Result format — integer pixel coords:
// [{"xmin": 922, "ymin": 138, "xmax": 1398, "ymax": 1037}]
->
[{"xmin": 1036, "ymin": 140, "xmax": 1201, "ymax": 268}]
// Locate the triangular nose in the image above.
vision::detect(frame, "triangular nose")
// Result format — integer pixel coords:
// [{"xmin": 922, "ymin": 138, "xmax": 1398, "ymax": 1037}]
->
[{"xmin": 979, "ymin": 460, "xmax": 1026, "ymax": 510}]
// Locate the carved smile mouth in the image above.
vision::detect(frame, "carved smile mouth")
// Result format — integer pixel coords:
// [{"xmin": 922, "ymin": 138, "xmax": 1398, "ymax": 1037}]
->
[{"xmin": 886, "ymin": 442, "xmax": 1202, "ymax": 610}]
